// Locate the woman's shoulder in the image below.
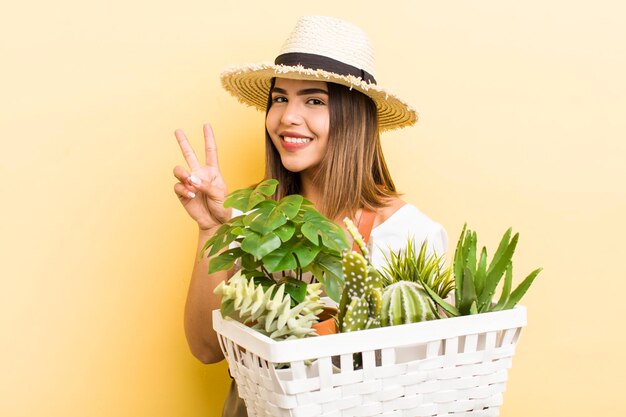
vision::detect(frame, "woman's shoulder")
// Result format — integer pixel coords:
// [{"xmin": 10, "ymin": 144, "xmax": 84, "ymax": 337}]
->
[
  {"xmin": 374, "ymin": 198, "xmax": 437, "ymax": 231},
  {"xmin": 370, "ymin": 198, "xmax": 449, "ymax": 265},
  {"xmin": 373, "ymin": 197, "xmax": 407, "ymax": 228}
]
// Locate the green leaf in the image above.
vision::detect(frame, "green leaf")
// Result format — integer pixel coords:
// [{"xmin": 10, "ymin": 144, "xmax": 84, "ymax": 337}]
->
[
  {"xmin": 274, "ymin": 222, "xmax": 296, "ymax": 242},
  {"xmin": 469, "ymin": 300, "xmax": 478, "ymax": 315},
  {"xmin": 487, "ymin": 227, "xmax": 513, "ymax": 276},
  {"xmin": 290, "ymin": 239, "xmax": 322, "ymax": 268},
  {"xmin": 474, "ymin": 247, "xmax": 488, "ymax": 297},
  {"xmin": 201, "ymin": 222, "xmax": 232, "ymax": 257},
  {"xmin": 491, "ymin": 262, "xmax": 513, "ymax": 312},
  {"xmin": 459, "ymin": 267, "xmax": 478, "ymax": 315},
  {"xmin": 315, "ymin": 253, "xmax": 344, "ymax": 281},
  {"xmin": 229, "ymin": 227, "xmax": 246, "ymax": 236},
  {"xmin": 478, "ymin": 232, "xmax": 519, "ymax": 310},
  {"xmin": 421, "ymin": 281, "xmax": 459, "ymax": 317},
  {"xmin": 240, "ymin": 253, "xmax": 262, "ymax": 271},
  {"xmin": 299, "ymin": 207, "xmax": 325, "ymax": 239},
  {"xmin": 503, "ymin": 267, "xmax": 542, "ymax": 310},
  {"xmin": 208, "ymin": 247, "xmax": 244, "ymax": 273},
  {"xmin": 247, "ymin": 179, "xmax": 278, "ymax": 210},
  {"xmin": 255, "ymin": 179, "xmax": 279, "ymax": 196},
  {"xmin": 208, "ymin": 232, "xmax": 238, "ymax": 257},
  {"xmin": 224, "ymin": 188, "xmax": 253, "ymax": 211},
  {"xmin": 307, "ymin": 252, "xmax": 344, "ymax": 303},
  {"xmin": 301, "ymin": 213, "xmax": 348, "ymax": 252},
  {"xmin": 278, "ymin": 276, "xmax": 307, "ymax": 305},
  {"xmin": 240, "ymin": 231, "xmax": 281, "ymax": 259},
  {"xmin": 277, "ymin": 194, "xmax": 303, "ymax": 219},
  {"xmin": 262, "ymin": 246, "xmax": 298, "ymax": 272},
  {"xmin": 317, "ymin": 271, "xmax": 342, "ymax": 303},
  {"xmin": 244, "ymin": 202, "xmax": 288, "ymax": 235},
  {"xmin": 466, "ymin": 231, "xmax": 478, "ymax": 278},
  {"xmin": 453, "ymin": 224, "xmax": 468, "ymax": 306}
]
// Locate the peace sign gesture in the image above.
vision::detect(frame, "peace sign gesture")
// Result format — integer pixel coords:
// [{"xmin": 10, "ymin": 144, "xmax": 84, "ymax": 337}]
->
[{"xmin": 173, "ymin": 123, "xmax": 230, "ymax": 231}]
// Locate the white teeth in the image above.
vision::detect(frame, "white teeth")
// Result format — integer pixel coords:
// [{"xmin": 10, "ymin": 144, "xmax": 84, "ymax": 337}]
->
[{"xmin": 283, "ymin": 136, "xmax": 313, "ymax": 144}]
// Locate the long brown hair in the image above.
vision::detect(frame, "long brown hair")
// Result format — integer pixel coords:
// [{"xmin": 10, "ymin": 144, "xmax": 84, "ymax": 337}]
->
[{"xmin": 264, "ymin": 79, "xmax": 399, "ymax": 220}]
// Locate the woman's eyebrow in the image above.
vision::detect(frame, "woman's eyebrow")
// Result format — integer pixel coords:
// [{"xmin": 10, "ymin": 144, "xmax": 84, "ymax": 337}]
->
[
  {"xmin": 271, "ymin": 87, "xmax": 329, "ymax": 95},
  {"xmin": 297, "ymin": 88, "xmax": 329, "ymax": 96}
]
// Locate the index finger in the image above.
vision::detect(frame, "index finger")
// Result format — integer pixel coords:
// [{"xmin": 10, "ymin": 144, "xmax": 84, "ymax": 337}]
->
[
  {"xmin": 203, "ymin": 123, "xmax": 220, "ymax": 168},
  {"xmin": 174, "ymin": 129, "xmax": 201, "ymax": 171}
]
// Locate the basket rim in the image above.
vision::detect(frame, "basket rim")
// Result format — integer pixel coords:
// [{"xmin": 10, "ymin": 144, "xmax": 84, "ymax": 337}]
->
[{"xmin": 213, "ymin": 305, "xmax": 527, "ymax": 363}]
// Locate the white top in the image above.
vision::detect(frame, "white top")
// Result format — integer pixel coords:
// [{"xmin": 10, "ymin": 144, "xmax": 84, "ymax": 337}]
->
[{"xmin": 369, "ymin": 203, "xmax": 448, "ymax": 269}]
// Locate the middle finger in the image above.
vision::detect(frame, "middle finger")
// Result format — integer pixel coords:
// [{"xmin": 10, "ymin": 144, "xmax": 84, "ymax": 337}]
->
[{"xmin": 174, "ymin": 129, "xmax": 201, "ymax": 171}]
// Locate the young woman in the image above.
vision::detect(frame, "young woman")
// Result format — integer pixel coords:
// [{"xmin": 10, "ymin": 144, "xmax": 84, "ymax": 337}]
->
[{"xmin": 172, "ymin": 16, "xmax": 448, "ymax": 416}]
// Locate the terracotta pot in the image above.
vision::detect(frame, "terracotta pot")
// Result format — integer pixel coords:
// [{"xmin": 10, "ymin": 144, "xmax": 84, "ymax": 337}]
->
[{"xmin": 312, "ymin": 306, "xmax": 338, "ymax": 336}]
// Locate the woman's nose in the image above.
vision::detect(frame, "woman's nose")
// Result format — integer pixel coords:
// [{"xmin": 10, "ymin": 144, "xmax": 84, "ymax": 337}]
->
[{"xmin": 280, "ymin": 102, "xmax": 303, "ymax": 125}]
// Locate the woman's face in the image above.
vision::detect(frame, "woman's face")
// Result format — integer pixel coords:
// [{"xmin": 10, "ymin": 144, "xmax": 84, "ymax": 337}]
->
[{"xmin": 265, "ymin": 78, "xmax": 330, "ymax": 175}]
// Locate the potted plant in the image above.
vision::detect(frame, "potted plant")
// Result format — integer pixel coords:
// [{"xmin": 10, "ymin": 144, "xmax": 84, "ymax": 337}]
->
[{"xmin": 205, "ymin": 179, "xmax": 349, "ymax": 339}]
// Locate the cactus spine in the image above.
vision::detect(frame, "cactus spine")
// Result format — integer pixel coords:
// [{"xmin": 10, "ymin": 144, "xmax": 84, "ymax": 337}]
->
[{"xmin": 214, "ymin": 271, "xmax": 324, "ymax": 340}]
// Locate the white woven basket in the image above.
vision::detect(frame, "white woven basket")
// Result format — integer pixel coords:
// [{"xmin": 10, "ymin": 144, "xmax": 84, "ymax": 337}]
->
[{"xmin": 213, "ymin": 305, "xmax": 526, "ymax": 417}]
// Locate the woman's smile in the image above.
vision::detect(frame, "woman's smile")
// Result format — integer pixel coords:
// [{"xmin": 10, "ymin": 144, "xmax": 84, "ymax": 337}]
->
[{"xmin": 280, "ymin": 131, "xmax": 314, "ymax": 150}]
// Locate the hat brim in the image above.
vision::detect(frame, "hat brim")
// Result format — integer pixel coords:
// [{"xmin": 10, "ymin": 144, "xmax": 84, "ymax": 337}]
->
[{"xmin": 220, "ymin": 63, "xmax": 418, "ymax": 131}]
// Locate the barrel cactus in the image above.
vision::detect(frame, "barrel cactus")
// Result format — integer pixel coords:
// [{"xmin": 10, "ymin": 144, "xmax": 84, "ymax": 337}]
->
[
  {"xmin": 214, "ymin": 271, "xmax": 324, "ymax": 340},
  {"xmin": 381, "ymin": 281, "xmax": 438, "ymax": 326}
]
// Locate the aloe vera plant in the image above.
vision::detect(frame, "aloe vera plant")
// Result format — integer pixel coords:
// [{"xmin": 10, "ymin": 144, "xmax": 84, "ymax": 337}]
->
[{"xmin": 423, "ymin": 224, "xmax": 542, "ymax": 316}]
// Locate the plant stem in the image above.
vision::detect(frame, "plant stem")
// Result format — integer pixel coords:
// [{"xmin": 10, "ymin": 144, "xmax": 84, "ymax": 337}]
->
[{"xmin": 261, "ymin": 266, "xmax": 273, "ymax": 281}]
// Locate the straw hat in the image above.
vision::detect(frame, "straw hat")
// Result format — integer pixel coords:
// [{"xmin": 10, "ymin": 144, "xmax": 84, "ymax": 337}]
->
[{"xmin": 220, "ymin": 16, "xmax": 418, "ymax": 131}]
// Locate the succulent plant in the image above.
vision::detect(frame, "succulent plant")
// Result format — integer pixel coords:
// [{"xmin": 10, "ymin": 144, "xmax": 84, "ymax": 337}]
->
[
  {"xmin": 214, "ymin": 271, "xmax": 325, "ymax": 340},
  {"xmin": 423, "ymin": 224, "xmax": 542, "ymax": 316},
  {"xmin": 380, "ymin": 281, "xmax": 438, "ymax": 326},
  {"xmin": 337, "ymin": 218, "xmax": 383, "ymax": 333},
  {"xmin": 380, "ymin": 238, "xmax": 454, "ymax": 299}
]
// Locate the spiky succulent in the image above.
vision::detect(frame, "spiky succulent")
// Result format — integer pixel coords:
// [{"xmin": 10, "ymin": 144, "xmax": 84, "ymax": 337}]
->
[
  {"xmin": 380, "ymin": 238, "xmax": 453, "ymax": 298},
  {"xmin": 214, "ymin": 271, "xmax": 324, "ymax": 340}
]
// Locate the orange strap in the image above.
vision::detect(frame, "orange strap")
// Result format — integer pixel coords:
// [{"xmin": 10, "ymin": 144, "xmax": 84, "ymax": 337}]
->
[{"xmin": 352, "ymin": 209, "xmax": 376, "ymax": 252}]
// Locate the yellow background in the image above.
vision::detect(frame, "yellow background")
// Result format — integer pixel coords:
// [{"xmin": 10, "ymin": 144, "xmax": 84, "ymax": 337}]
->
[{"xmin": 2, "ymin": 1, "xmax": 625, "ymax": 416}]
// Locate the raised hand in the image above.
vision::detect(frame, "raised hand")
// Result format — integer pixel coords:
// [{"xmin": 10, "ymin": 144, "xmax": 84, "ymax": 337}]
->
[{"xmin": 173, "ymin": 123, "xmax": 230, "ymax": 231}]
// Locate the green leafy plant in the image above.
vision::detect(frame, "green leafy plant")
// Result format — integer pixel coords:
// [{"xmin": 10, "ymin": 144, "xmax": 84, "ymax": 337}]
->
[
  {"xmin": 202, "ymin": 179, "xmax": 349, "ymax": 303},
  {"xmin": 422, "ymin": 224, "xmax": 542, "ymax": 316}
]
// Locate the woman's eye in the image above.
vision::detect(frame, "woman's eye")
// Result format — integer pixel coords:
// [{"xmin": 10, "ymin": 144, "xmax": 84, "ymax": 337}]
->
[
  {"xmin": 272, "ymin": 96, "xmax": 287, "ymax": 103},
  {"xmin": 307, "ymin": 98, "xmax": 325, "ymax": 105}
]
